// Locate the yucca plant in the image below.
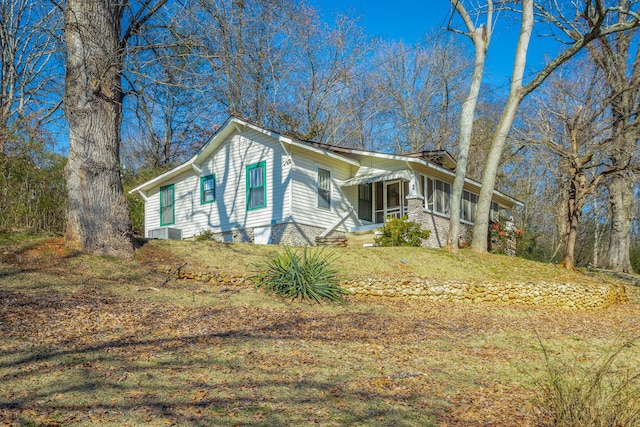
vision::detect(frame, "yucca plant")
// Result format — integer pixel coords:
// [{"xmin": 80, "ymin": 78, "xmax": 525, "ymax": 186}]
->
[{"xmin": 254, "ymin": 246, "xmax": 347, "ymax": 304}]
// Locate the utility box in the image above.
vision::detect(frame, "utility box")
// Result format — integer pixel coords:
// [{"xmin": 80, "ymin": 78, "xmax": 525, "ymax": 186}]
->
[{"xmin": 147, "ymin": 227, "xmax": 183, "ymax": 240}]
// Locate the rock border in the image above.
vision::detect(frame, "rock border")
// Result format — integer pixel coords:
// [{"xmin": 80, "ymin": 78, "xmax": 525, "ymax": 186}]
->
[{"xmin": 161, "ymin": 266, "xmax": 628, "ymax": 310}]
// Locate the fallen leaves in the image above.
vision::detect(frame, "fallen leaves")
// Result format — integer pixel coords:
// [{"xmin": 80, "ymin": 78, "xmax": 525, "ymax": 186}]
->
[{"xmin": 1, "ymin": 239, "xmax": 640, "ymax": 426}]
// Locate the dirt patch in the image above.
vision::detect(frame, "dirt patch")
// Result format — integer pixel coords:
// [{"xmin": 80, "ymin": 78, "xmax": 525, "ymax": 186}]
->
[{"xmin": 0, "ymin": 238, "xmax": 77, "ymax": 270}]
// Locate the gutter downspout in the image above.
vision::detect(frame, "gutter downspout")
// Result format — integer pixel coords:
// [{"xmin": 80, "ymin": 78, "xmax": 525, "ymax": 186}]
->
[{"xmin": 137, "ymin": 190, "xmax": 148, "ymax": 202}]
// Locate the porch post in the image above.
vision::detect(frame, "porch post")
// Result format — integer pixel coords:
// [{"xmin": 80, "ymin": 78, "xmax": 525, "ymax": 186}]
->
[
  {"xmin": 405, "ymin": 172, "xmax": 425, "ymax": 224},
  {"xmin": 407, "ymin": 172, "xmax": 422, "ymax": 198}
]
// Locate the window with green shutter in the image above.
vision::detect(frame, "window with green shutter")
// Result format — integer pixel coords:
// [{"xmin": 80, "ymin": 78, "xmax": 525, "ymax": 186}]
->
[
  {"xmin": 160, "ymin": 184, "xmax": 175, "ymax": 226},
  {"xmin": 246, "ymin": 161, "xmax": 266, "ymax": 210},
  {"xmin": 200, "ymin": 174, "xmax": 216, "ymax": 204}
]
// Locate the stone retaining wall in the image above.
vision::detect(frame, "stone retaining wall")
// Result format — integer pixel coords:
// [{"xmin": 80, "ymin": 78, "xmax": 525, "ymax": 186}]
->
[
  {"xmin": 343, "ymin": 278, "xmax": 627, "ymax": 309},
  {"xmin": 162, "ymin": 266, "xmax": 628, "ymax": 310}
]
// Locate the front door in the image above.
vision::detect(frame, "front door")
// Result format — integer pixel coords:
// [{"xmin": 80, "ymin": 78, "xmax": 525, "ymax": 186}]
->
[
  {"xmin": 373, "ymin": 180, "xmax": 406, "ymax": 223},
  {"xmin": 385, "ymin": 180, "xmax": 402, "ymax": 219}
]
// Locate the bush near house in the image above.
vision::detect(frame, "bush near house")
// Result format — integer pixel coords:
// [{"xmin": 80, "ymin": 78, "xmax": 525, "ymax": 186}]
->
[{"xmin": 375, "ymin": 216, "xmax": 430, "ymax": 247}]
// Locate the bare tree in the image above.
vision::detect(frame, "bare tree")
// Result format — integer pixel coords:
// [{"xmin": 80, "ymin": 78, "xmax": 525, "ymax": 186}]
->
[
  {"xmin": 523, "ymin": 65, "xmax": 623, "ymax": 269},
  {"xmin": 373, "ymin": 35, "xmax": 469, "ymax": 153},
  {"xmin": 122, "ymin": 40, "xmax": 211, "ymax": 169},
  {"xmin": 0, "ymin": 0, "xmax": 62, "ymax": 153},
  {"xmin": 470, "ymin": 0, "xmax": 640, "ymax": 253},
  {"xmin": 274, "ymin": 8, "xmax": 373, "ymax": 142},
  {"xmin": 193, "ymin": 0, "xmax": 298, "ymax": 125},
  {"xmin": 584, "ymin": 1, "xmax": 640, "ymax": 272},
  {"xmin": 64, "ymin": 0, "xmax": 168, "ymax": 258},
  {"xmin": 446, "ymin": 0, "xmax": 493, "ymax": 252}
]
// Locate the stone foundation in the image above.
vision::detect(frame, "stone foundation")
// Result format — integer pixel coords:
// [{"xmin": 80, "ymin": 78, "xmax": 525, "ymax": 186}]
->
[
  {"xmin": 205, "ymin": 222, "xmax": 337, "ymax": 246},
  {"xmin": 405, "ymin": 197, "xmax": 472, "ymax": 248},
  {"xmin": 272, "ymin": 222, "xmax": 326, "ymax": 245},
  {"xmin": 214, "ymin": 228, "xmax": 254, "ymax": 243}
]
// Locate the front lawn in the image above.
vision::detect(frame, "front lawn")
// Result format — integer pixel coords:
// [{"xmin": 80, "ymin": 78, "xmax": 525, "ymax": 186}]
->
[{"xmin": 1, "ymin": 238, "xmax": 638, "ymax": 426}]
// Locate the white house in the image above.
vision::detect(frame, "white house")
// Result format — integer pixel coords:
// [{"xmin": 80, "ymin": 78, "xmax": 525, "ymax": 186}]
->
[{"xmin": 129, "ymin": 116, "xmax": 523, "ymax": 247}]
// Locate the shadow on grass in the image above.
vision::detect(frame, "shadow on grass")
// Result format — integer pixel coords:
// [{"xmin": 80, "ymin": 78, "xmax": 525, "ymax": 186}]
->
[{"xmin": 0, "ymin": 289, "xmax": 444, "ymax": 426}]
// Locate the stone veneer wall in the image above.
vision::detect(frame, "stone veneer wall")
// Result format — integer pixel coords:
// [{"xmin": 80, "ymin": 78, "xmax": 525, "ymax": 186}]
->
[
  {"xmin": 272, "ymin": 222, "xmax": 327, "ymax": 246},
  {"xmin": 405, "ymin": 196, "xmax": 472, "ymax": 248},
  {"xmin": 207, "ymin": 221, "xmax": 336, "ymax": 246},
  {"xmin": 163, "ymin": 265, "xmax": 628, "ymax": 310},
  {"xmin": 343, "ymin": 278, "xmax": 627, "ymax": 309}
]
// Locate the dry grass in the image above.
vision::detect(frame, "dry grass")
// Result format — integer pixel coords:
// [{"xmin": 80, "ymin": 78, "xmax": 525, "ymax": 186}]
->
[
  {"xmin": 1, "ymin": 236, "xmax": 639, "ymax": 426},
  {"xmin": 147, "ymin": 239, "xmax": 631, "ymax": 288}
]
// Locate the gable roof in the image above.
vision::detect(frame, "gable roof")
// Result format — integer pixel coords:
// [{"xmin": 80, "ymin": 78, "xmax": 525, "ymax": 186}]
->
[
  {"xmin": 129, "ymin": 116, "xmax": 523, "ymax": 208},
  {"xmin": 129, "ymin": 116, "xmax": 359, "ymax": 195}
]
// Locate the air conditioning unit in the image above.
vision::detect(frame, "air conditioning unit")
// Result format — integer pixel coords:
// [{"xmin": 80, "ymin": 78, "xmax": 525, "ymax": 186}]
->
[{"xmin": 147, "ymin": 227, "xmax": 182, "ymax": 240}]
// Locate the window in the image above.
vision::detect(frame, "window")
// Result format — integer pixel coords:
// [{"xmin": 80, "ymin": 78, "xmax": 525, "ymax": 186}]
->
[
  {"xmin": 246, "ymin": 161, "xmax": 266, "ymax": 210},
  {"xmin": 461, "ymin": 190, "xmax": 478, "ymax": 223},
  {"xmin": 490, "ymin": 201, "xmax": 500, "ymax": 222},
  {"xmin": 160, "ymin": 184, "xmax": 174, "ymax": 226},
  {"xmin": 358, "ymin": 183, "xmax": 372, "ymax": 221},
  {"xmin": 317, "ymin": 167, "xmax": 331, "ymax": 209},
  {"xmin": 200, "ymin": 174, "xmax": 216, "ymax": 204},
  {"xmin": 425, "ymin": 177, "xmax": 451, "ymax": 216}
]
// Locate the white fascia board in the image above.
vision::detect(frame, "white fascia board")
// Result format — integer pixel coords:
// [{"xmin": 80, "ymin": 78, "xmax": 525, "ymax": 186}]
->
[
  {"xmin": 402, "ymin": 157, "xmax": 523, "ymax": 208},
  {"xmin": 128, "ymin": 156, "xmax": 196, "ymax": 194},
  {"xmin": 280, "ymin": 136, "xmax": 360, "ymax": 167}
]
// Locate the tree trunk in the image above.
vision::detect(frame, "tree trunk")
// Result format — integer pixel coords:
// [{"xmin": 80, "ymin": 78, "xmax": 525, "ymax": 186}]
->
[
  {"xmin": 605, "ymin": 172, "xmax": 633, "ymax": 272},
  {"xmin": 593, "ymin": 195, "xmax": 600, "ymax": 268},
  {"xmin": 560, "ymin": 173, "xmax": 587, "ymax": 270},
  {"xmin": 64, "ymin": 0, "xmax": 134, "ymax": 258},
  {"xmin": 447, "ymin": 1, "xmax": 491, "ymax": 252},
  {"xmin": 471, "ymin": 0, "xmax": 532, "ymax": 253}
]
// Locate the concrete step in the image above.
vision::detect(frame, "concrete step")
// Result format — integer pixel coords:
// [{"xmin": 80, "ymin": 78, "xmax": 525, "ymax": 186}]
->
[{"xmin": 346, "ymin": 229, "xmax": 382, "ymax": 247}]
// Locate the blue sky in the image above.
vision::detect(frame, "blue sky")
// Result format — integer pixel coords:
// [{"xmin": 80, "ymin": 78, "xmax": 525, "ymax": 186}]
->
[{"xmin": 311, "ymin": 0, "xmax": 561, "ymax": 86}]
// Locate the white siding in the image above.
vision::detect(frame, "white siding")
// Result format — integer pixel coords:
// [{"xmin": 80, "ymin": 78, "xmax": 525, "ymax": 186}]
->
[
  {"xmin": 144, "ymin": 128, "xmax": 292, "ymax": 238},
  {"xmin": 290, "ymin": 147, "xmax": 361, "ymax": 233}
]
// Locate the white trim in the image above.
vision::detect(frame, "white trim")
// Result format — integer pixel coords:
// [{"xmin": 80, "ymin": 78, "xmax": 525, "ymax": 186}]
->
[
  {"xmin": 315, "ymin": 164, "xmax": 332, "ymax": 211},
  {"xmin": 319, "ymin": 207, "xmax": 354, "ymax": 238},
  {"xmin": 129, "ymin": 157, "xmax": 195, "ymax": 194}
]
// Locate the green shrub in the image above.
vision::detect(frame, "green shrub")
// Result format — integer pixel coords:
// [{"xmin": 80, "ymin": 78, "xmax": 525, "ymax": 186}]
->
[
  {"xmin": 254, "ymin": 246, "xmax": 347, "ymax": 304},
  {"xmin": 195, "ymin": 229, "xmax": 216, "ymax": 241},
  {"xmin": 534, "ymin": 336, "xmax": 640, "ymax": 427},
  {"xmin": 374, "ymin": 216, "xmax": 430, "ymax": 247},
  {"xmin": 0, "ymin": 140, "xmax": 67, "ymax": 234}
]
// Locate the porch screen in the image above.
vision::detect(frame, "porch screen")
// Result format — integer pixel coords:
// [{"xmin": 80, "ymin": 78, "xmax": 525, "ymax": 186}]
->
[
  {"xmin": 425, "ymin": 177, "xmax": 451, "ymax": 216},
  {"xmin": 461, "ymin": 190, "xmax": 478, "ymax": 223},
  {"xmin": 358, "ymin": 183, "xmax": 372, "ymax": 221}
]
